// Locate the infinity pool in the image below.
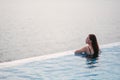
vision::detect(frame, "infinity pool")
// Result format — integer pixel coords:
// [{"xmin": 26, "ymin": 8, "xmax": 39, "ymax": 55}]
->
[{"xmin": 0, "ymin": 43, "xmax": 120, "ymax": 80}]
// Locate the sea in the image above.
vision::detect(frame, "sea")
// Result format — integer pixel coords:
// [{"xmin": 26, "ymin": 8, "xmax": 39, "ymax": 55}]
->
[{"xmin": 0, "ymin": 0, "xmax": 120, "ymax": 62}]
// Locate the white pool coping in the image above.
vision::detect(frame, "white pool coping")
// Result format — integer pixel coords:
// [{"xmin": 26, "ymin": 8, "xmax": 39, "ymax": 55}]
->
[
  {"xmin": 0, "ymin": 42, "xmax": 120, "ymax": 68},
  {"xmin": 0, "ymin": 50, "xmax": 74, "ymax": 68}
]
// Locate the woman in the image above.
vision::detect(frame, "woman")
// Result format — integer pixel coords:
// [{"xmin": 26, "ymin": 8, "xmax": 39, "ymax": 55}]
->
[{"xmin": 75, "ymin": 34, "xmax": 100, "ymax": 58}]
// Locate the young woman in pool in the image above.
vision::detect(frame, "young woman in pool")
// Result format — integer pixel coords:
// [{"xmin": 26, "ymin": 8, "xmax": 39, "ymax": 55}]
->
[{"xmin": 75, "ymin": 34, "xmax": 100, "ymax": 58}]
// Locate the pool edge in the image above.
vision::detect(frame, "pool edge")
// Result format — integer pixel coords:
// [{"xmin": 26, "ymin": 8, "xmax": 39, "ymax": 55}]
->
[{"xmin": 0, "ymin": 42, "xmax": 120, "ymax": 68}]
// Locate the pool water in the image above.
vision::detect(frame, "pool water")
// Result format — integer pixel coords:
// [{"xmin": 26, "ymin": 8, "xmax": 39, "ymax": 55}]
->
[{"xmin": 0, "ymin": 43, "xmax": 120, "ymax": 80}]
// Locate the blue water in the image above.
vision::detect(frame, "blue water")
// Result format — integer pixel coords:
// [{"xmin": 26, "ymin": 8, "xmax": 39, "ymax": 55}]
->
[{"xmin": 0, "ymin": 44, "xmax": 120, "ymax": 80}]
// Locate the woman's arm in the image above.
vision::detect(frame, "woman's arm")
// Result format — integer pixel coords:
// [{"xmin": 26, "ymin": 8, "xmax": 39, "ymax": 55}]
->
[{"xmin": 75, "ymin": 46, "xmax": 87, "ymax": 54}]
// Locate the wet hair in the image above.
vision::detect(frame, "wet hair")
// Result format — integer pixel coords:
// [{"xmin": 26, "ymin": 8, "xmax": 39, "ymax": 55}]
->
[{"xmin": 89, "ymin": 34, "xmax": 99, "ymax": 58}]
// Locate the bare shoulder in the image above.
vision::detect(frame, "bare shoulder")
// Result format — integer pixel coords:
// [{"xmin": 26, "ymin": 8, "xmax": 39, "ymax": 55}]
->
[
  {"xmin": 80, "ymin": 45, "xmax": 88, "ymax": 51},
  {"xmin": 75, "ymin": 45, "xmax": 88, "ymax": 53}
]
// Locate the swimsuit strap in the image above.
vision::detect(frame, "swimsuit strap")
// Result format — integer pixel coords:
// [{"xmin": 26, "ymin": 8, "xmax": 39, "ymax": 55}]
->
[{"xmin": 88, "ymin": 46, "xmax": 92, "ymax": 55}]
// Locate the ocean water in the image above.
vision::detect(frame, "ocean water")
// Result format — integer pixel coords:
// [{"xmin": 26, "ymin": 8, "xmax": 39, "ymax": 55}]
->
[
  {"xmin": 0, "ymin": 0, "xmax": 120, "ymax": 62},
  {"xmin": 0, "ymin": 42, "xmax": 120, "ymax": 80}
]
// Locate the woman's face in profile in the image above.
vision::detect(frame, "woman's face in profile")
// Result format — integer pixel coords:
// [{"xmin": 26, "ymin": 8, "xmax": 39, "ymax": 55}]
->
[{"xmin": 86, "ymin": 36, "xmax": 91, "ymax": 44}]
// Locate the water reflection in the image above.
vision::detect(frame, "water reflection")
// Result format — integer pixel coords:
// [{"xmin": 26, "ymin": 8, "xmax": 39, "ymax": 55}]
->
[
  {"xmin": 86, "ymin": 58, "xmax": 98, "ymax": 69},
  {"xmin": 75, "ymin": 52, "xmax": 99, "ymax": 69}
]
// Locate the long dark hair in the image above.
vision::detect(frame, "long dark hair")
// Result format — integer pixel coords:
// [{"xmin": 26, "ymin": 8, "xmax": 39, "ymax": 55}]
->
[{"xmin": 89, "ymin": 34, "xmax": 99, "ymax": 58}]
